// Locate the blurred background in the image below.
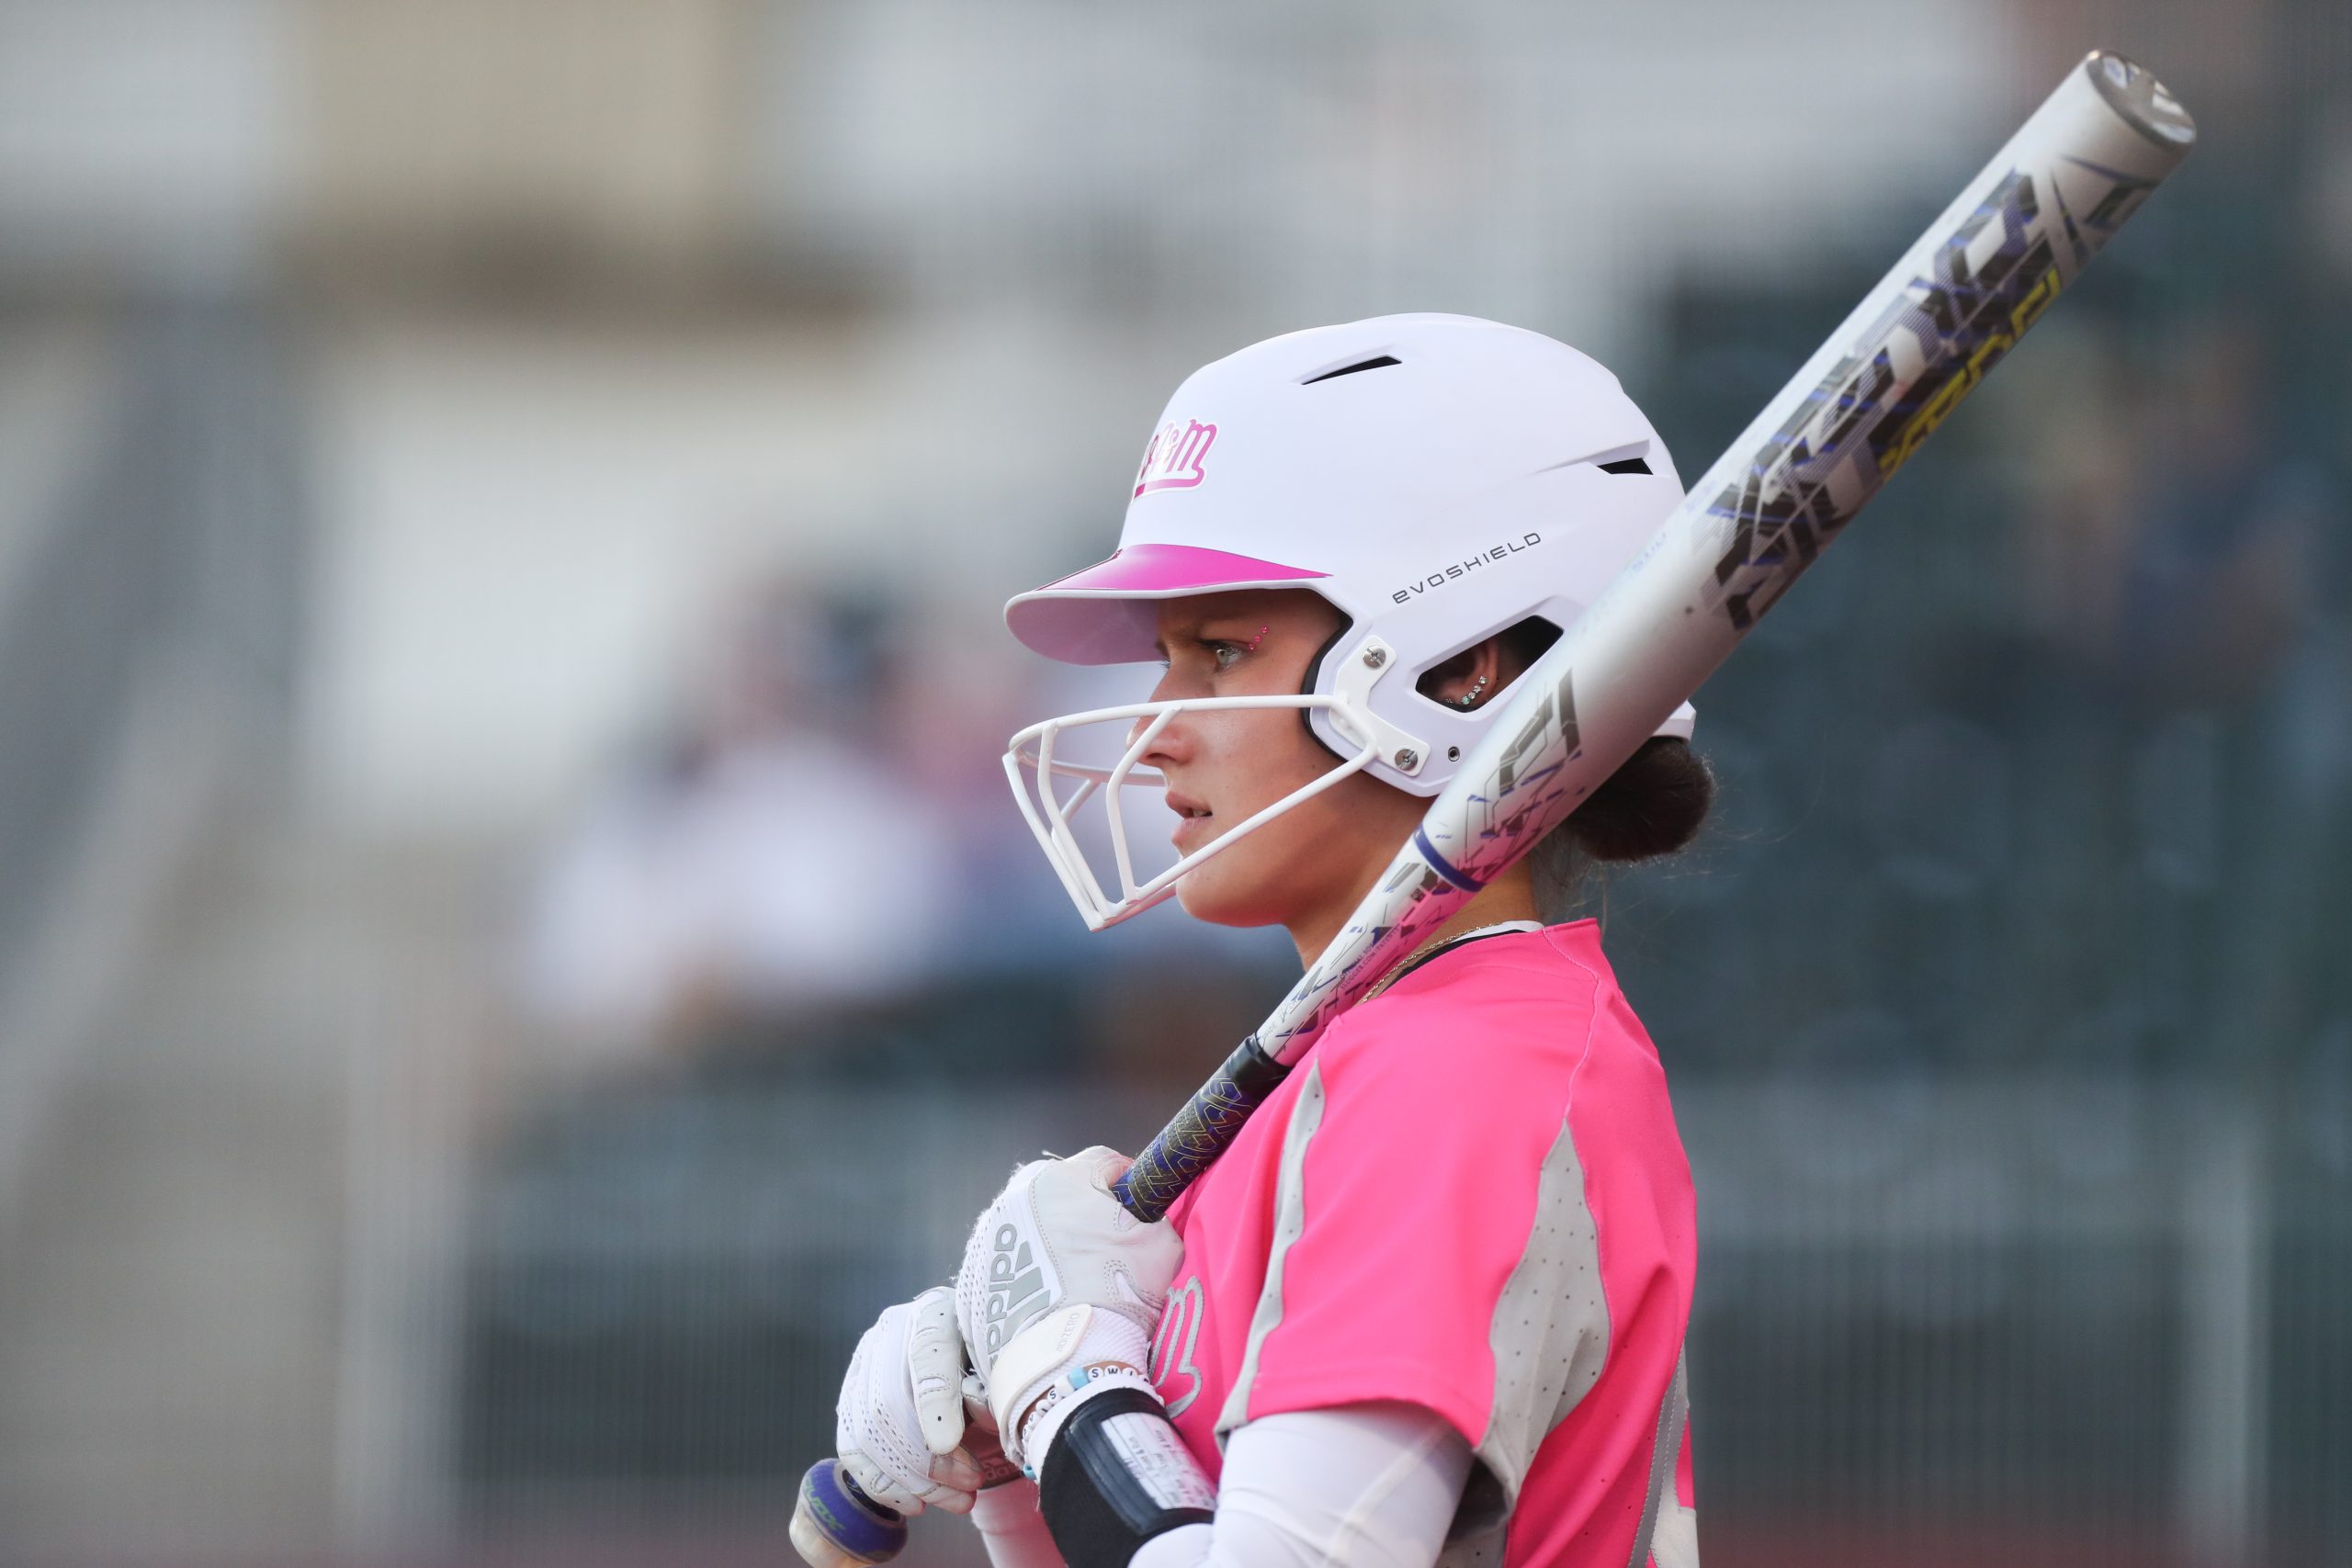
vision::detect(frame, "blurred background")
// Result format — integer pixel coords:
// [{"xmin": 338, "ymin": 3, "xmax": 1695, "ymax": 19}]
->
[{"xmin": 0, "ymin": 1, "xmax": 2345, "ymax": 1565}]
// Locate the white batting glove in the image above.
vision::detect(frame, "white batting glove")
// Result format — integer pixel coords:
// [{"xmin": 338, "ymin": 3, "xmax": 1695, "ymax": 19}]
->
[
  {"xmin": 954, "ymin": 1147, "xmax": 1183, "ymax": 1475},
  {"xmin": 831, "ymin": 1285, "xmax": 1009, "ymax": 1517}
]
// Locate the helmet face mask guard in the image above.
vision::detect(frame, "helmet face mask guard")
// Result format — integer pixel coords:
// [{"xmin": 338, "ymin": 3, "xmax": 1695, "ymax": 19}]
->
[
  {"xmin": 1003, "ymin": 691, "xmax": 1378, "ymax": 931},
  {"xmin": 1002, "ymin": 620, "xmax": 1441, "ymax": 931},
  {"xmin": 1001, "ymin": 313, "xmax": 1697, "ymax": 933}
]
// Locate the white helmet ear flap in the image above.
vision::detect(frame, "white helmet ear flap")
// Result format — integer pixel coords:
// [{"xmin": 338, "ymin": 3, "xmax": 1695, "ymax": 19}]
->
[
  {"xmin": 1311, "ymin": 595, "xmax": 1702, "ymax": 798},
  {"xmin": 1313, "ymin": 637, "xmax": 1428, "ymax": 779}
]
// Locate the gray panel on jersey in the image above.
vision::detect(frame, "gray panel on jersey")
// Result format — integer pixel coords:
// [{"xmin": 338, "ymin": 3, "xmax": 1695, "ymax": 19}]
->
[
  {"xmin": 1629, "ymin": 1352, "xmax": 1691, "ymax": 1568},
  {"xmin": 1443, "ymin": 1110, "xmax": 1612, "ymax": 1561},
  {"xmin": 1213, "ymin": 1062, "xmax": 1328, "ymax": 1443}
]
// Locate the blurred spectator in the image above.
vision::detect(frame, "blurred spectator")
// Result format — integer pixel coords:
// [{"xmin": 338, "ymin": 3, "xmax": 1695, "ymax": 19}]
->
[
  {"xmin": 513, "ymin": 580, "xmax": 954, "ymax": 1059},
  {"xmin": 866, "ymin": 602, "xmax": 1098, "ymax": 979},
  {"xmin": 2023, "ymin": 315, "xmax": 2333, "ymax": 704},
  {"xmin": 2114, "ymin": 319, "xmax": 2329, "ymax": 700}
]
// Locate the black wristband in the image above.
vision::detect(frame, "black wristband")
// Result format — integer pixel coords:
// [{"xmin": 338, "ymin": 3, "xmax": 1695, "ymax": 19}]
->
[{"xmin": 1037, "ymin": 1388, "xmax": 1215, "ymax": 1568}]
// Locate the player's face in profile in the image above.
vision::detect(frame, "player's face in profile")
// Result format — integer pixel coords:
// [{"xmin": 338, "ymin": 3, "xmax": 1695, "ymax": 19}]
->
[{"xmin": 1141, "ymin": 591, "xmax": 1424, "ymax": 936}]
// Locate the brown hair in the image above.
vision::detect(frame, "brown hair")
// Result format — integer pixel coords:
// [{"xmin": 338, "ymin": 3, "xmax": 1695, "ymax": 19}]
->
[{"xmin": 1527, "ymin": 737, "xmax": 1714, "ymax": 920}]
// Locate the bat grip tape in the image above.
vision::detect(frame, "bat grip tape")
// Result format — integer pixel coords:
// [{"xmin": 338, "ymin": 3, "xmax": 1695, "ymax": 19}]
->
[{"xmin": 1114, "ymin": 1037, "xmax": 1288, "ymax": 1223}]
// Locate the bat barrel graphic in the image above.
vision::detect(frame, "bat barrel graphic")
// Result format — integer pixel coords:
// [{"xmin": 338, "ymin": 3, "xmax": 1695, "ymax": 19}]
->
[{"xmin": 1111, "ymin": 51, "xmax": 2193, "ymax": 1224}]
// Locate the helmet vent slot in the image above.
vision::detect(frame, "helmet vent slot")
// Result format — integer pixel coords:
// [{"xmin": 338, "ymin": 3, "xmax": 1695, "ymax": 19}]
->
[
  {"xmin": 1301, "ymin": 355, "xmax": 1402, "ymax": 385},
  {"xmin": 1597, "ymin": 456, "xmax": 1652, "ymax": 475}
]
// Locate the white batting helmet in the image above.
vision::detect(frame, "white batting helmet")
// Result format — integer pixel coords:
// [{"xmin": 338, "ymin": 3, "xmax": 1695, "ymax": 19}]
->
[{"xmin": 1003, "ymin": 312, "xmax": 1694, "ymax": 930}]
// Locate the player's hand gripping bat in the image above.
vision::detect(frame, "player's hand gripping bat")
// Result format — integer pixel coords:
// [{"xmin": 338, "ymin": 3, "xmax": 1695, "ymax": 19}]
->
[{"xmin": 794, "ymin": 50, "xmax": 2193, "ymax": 1565}]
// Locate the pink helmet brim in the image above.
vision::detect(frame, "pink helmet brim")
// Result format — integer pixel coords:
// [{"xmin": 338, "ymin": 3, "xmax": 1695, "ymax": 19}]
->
[{"xmin": 1004, "ymin": 543, "xmax": 1329, "ymax": 664}]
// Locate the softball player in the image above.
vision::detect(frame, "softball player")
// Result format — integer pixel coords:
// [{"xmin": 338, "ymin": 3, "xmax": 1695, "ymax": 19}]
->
[{"xmin": 822, "ymin": 315, "xmax": 1707, "ymax": 1568}]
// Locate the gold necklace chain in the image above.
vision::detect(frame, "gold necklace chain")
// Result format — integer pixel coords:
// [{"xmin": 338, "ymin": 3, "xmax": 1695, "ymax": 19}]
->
[
  {"xmin": 1359, "ymin": 934, "xmax": 1452, "ymax": 1005},
  {"xmin": 1359, "ymin": 919, "xmax": 1543, "ymax": 1005}
]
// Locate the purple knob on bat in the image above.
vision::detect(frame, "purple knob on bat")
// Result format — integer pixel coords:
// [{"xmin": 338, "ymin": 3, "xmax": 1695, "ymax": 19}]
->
[{"xmin": 790, "ymin": 1459, "xmax": 909, "ymax": 1568}]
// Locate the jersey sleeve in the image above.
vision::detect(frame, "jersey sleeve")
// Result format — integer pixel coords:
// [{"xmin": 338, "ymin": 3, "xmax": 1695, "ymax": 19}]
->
[
  {"xmin": 1213, "ymin": 940, "xmax": 1693, "ymax": 1523},
  {"xmin": 1131, "ymin": 1404, "xmax": 1472, "ymax": 1568}
]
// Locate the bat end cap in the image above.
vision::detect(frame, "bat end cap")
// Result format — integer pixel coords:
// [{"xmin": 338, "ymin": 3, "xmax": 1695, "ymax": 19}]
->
[
  {"xmin": 2084, "ymin": 50, "xmax": 2198, "ymax": 151},
  {"xmin": 792, "ymin": 1460, "xmax": 910, "ymax": 1568}
]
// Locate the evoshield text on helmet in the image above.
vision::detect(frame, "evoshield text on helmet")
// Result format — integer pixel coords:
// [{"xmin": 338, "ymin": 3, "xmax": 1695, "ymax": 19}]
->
[{"xmin": 1003, "ymin": 313, "xmax": 1696, "ymax": 931}]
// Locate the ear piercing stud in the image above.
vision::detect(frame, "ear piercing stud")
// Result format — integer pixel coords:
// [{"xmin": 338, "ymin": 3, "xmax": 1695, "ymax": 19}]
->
[{"xmin": 1458, "ymin": 674, "xmax": 1489, "ymax": 708}]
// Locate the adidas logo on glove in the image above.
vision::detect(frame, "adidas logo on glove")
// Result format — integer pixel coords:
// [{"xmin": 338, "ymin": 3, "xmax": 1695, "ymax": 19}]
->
[{"xmin": 985, "ymin": 1224, "xmax": 1052, "ymax": 1357}]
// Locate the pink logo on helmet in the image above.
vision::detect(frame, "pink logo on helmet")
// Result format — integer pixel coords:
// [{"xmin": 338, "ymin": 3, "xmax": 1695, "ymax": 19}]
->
[{"xmin": 1135, "ymin": 419, "xmax": 1217, "ymax": 498}]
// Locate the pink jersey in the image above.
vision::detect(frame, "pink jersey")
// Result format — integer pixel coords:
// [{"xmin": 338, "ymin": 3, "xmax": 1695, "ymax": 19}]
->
[{"xmin": 1147, "ymin": 920, "xmax": 1701, "ymax": 1568}]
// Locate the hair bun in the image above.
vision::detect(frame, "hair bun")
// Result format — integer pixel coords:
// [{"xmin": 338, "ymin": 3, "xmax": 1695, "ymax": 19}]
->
[{"xmin": 1566, "ymin": 737, "xmax": 1714, "ymax": 863}]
